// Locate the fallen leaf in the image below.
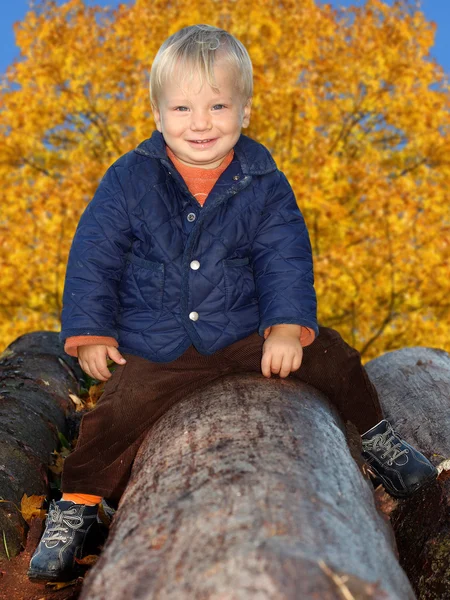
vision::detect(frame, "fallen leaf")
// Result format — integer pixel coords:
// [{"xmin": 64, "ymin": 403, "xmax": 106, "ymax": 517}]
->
[
  {"xmin": 374, "ymin": 485, "xmax": 399, "ymax": 518},
  {"xmin": 69, "ymin": 393, "xmax": 85, "ymax": 410},
  {"xmin": 48, "ymin": 452, "xmax": 65, "ymax": 475},
  {"xmin": 438, "ymin": 469, "xmax": 450, "ymax": 482},
  {"xmin": 361, "ymin": 462, "xmax": 377, "ymax": 479},
  {"xmin": 49, "ymin": 446, "xmax": 73, "ymax": 475},
  {"xmin": 87, "ymin": 382, "xmax": 105, "ymax": 407},
  {"xmin": 97, "ymin": 503, "xmax": 112, "ymax": 528},
  {"xmin": 437, "ymin": 458, "xmax": 450, "ymax": 475},
  {"xmin": 75, "ymin": 554, "xmax": 99, "ymax": 566},
  {"xmin": 45, "ymin": 579, "xmax": 79, "ymax": 589},
  {"xmin": 20, "ymin": 493, "xmax": 47, "ymax": 523}
]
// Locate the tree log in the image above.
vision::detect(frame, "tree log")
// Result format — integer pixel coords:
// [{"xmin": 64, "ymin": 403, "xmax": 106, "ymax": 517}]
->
[
  {"xmin": 81, "ymin": 374, "xmax": 415, "ymax": 600},
  {"xmin": 0, "ymin": 331, "xmax": 82, "ymax": 558},
  {"xmin": 365, "ymin": 347, "xmax": 450, "ymax": 600}
]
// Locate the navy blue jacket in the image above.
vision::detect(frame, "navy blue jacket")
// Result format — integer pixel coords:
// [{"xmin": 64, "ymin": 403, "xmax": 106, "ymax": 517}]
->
[{"xmin": 59, "ymin": 130, "xmax": 319, "ymax": 362}]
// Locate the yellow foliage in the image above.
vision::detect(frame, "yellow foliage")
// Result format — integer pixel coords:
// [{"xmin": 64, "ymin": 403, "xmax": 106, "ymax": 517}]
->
[
  {"xmin": 20, "ymin": 493, "xmax": 47, "ymax": 523},
  {"xmin": 1, "ymin": 0, "xmax": 449, "ymax": 361}
]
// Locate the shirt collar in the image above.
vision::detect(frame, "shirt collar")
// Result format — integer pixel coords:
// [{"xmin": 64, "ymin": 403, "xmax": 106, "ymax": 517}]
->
[{"xmin": 133, "ymin": 130, "xmax": 277, "ymax": 176}]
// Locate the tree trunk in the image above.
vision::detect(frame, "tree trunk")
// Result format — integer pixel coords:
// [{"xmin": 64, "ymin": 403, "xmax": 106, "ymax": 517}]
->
[
  {"xmin": 81, "ymin": 374, "xmax": 415, "ymax": 600},
  {"xmin": 0, "ymin": 331, "xmax": 82, "ymax": 558},
  {"xmin": 365, "ymin": 347, "xmax": 450, "ymax": 600}
]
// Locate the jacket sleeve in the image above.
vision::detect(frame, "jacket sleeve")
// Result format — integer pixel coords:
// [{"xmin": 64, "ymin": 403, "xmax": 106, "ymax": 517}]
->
[
  {"xmin": 251, "ymin": 170, "xmax": 319, "ymax": 338},
  {"xmin": 59, "ymin": 164, "xmax": 133, "ymax": 346},
  {"xmin": 64, "ymin": 335, "xmax": 119, "ymax": 357},
  {"xmin": 263, "ymin": 325, "xmax": 316, "ymax": 347}
]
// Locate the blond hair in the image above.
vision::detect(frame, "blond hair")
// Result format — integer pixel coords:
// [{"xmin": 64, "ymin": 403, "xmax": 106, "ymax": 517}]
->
[{"xmin": 149, "ymin": 24, "xmax": 253, "ymax": 109}]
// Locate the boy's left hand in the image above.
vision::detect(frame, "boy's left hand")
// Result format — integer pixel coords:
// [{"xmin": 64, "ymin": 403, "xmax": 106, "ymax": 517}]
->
[{"xmin": 261, "ymin": 324, "xmax": 303, "ymax": 378}]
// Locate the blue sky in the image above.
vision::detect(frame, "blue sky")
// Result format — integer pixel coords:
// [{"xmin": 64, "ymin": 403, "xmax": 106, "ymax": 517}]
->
[{"xmin": 1, "ymin": 0, "xmax": 450, "ymax": 75}]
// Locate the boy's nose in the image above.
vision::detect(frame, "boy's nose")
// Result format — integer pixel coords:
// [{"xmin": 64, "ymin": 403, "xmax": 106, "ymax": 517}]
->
[{"xmin": 190, "ymin": 111, "xmax": 212, "ymax": 131}]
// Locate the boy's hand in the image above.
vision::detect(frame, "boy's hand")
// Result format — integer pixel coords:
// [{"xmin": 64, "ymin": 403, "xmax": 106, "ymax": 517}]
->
[
  {"xmin": 261, "ymin": 324, "xmax": 303, "ymax": 378},
  {"xmin": 77, "ymin": 345, "xmax": 127, "ymax": 382}
]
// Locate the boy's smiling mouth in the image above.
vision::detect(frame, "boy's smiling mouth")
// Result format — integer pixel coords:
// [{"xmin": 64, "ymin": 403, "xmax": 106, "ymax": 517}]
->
[{"xmin": 187, "ymin": 138, "xmax": 218, "ymax": 148}]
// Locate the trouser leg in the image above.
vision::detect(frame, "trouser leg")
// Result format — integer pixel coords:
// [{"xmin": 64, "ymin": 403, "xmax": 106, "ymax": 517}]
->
[
  {"xmin": 61, "ymin": 348, "xmax": 228, "ymax": 504},
  {"xmin": 61, "ymin": 327, "xmax": 384, "ymax": 505},
  {"xmin": 296, "ymin": 326, "xmax": 384, "ymax": 433},
  {"xmin": 222, "ymin": 326, "xmax": 384, "ymax": 434}
]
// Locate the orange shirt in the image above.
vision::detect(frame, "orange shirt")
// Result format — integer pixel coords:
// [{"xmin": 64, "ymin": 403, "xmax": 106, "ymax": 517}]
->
[
  {"xmin": 166, "ymin": 146, "xmax": 234, "ymax": 206},
  {"xmin": 64, "ymin": 147, "xmax": 315, "ymax": 357}
]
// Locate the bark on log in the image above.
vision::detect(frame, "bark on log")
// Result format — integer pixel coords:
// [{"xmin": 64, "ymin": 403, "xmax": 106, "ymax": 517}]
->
[
  {"xmin": 0, "ymin": 331, "xmax": 82, "ymax": 558},
  {"xmin": 81, "ymin": 374, "xmax": 415, "ymax": 600},
  {"xmin": 365, "ymin": 347, "xmax": 450, "ymax": 600}
]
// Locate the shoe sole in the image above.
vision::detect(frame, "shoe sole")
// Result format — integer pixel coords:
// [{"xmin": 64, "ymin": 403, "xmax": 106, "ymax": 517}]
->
[
  {"xmin": 27, "ymin": 536, "xmax": 95, "ymax": 583},
  {"xmin": 27, "ymin": 568, "xmax": 82, "ymax": 583},
  {"xmin": 372, "ymin": 469, "xmax": 438, "ymax": 499}
]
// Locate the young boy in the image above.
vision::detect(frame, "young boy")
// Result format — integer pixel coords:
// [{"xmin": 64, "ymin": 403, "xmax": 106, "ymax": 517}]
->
[{"xmin": 28, "ymin": 24, "xmax": 437, "ymax": 583}]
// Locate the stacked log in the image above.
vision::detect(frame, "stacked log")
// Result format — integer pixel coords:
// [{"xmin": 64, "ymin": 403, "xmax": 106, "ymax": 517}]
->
[
  {"xmin": 365, "ymin": 347, "xmax": 450, "ymax": 599},
  {"xmin": 2, "ymin": 330, "xmax": 447, "ymax": 598},
  {"xmin": 80, "ymin": 374, "xmax": 416, "ymax": 600},
  {"xmin": 0, "ymin": 331, "xmax": 82, "ymax": 558}
]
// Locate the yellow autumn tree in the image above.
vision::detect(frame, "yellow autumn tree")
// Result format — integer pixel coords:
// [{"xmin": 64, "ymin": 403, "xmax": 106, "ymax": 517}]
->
[{"xmin": 0, "ymin": 0, "xmax": 449, "ymax": 360}]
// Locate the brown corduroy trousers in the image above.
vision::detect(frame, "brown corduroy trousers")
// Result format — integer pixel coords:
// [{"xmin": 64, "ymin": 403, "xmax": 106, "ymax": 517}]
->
[{"xmin": 61, "ymin": 326, "xmax": 383, "ymax": 504}]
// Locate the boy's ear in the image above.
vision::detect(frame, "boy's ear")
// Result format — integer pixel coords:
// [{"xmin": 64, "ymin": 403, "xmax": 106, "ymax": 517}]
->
[
  {"xmin": 151, "ymin": 103, "xmax": 162, "ymax": 132},
  {"xmin": 242, "ymin": 97, "xmax": 252, "ymax": 128}
]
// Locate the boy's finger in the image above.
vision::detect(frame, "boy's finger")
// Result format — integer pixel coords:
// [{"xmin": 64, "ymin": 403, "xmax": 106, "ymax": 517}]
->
[
  {"xmin": 292, "ymin": 354, "xmax": 302, "ymax": 372},
  {"xmin": 278, "ymin": 355, "xmax": 292, "ymax": 378},
  {"xmin": 92, "ymin": 369, "xmax": 109, "ymax": 382},
  {"xmin": 270, "ymin": 355, "xmax": 282, "ymax": 375},
  {"xmin": 78, "ymin": 360, "xmax": 91, "ymax": 379},
  {"xmin": 107, "ymin": 347, "xmax": 127, "ymax": 364},
  {"xmin": 261, "ymin": 351, "xmax": 272, "ymax": 378},
  {"xmin": 81, "ymin": 362, "xmax": 99, "ymax": 381},
  {"xmin": 92, "ymin": 358, "xmax": 111, "ymax": 382}
]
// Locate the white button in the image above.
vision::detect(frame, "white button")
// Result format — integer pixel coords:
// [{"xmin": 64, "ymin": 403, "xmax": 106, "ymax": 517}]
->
[
  {"xmin": 187, "ymin": 213, "xmax": 196, "ymax": 222},
  {"xmin": 190, "ymin": 260, "xmax": 200, "ymax": 270},
  {"xmin": 189, "ymin": 311, "xmax": 199, "ymax": 321}
]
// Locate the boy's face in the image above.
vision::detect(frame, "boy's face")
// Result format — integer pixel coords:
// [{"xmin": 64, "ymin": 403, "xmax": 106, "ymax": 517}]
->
[{"xmin": 152, "ymin": 60, "xmax": 252, "ymax": 169}]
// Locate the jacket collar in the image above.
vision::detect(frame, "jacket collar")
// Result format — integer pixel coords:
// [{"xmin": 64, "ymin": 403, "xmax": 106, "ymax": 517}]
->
[{"xmin": 133, "ymin": 130, "xmax": 277, "ymax": 176}]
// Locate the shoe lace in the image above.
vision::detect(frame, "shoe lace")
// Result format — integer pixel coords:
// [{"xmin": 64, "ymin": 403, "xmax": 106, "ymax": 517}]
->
[
  {"xmin": 365, "ymin": 427, "xmax": 408, "ymax": 465},
  {"xmin": 43, "ymin": 504, "xmax": 84, "ymax": 547}
]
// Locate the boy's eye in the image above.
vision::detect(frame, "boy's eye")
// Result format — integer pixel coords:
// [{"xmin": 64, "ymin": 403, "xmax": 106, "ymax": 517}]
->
[{"xmin": 173, "ymin": 105, "xmax": 226, "ymax": 111}]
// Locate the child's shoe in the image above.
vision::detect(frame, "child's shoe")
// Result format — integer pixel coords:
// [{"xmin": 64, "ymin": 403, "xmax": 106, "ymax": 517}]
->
[
  {"xmin": 361, "ymin": 419, "xmax": 438, "ymax": 498},
  {"xmin": 27, "ymin": 499, "xmax": 99, "ymax": 582}
]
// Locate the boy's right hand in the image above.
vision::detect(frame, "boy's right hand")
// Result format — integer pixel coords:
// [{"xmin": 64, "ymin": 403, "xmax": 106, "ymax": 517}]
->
[{"xmin": 77, "ymin": 345, "xmax": 127, "ymax": 382}]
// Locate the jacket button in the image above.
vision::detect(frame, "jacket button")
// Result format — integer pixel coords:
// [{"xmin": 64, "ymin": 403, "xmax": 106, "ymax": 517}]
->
[
  {"xmin": 190, "ymin": 260, "xmax": 200, "ymax": 270},
  {"xmin": 233, "ymin": 175, "xmax": 240, "ymax": 180},
  {"xmin": 189, "ymin": 311, "xmax": 199, "ymax": 321},
  {"xmin": 187, "ymin": 213, "xmax": 196, "ymax": 222}
]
